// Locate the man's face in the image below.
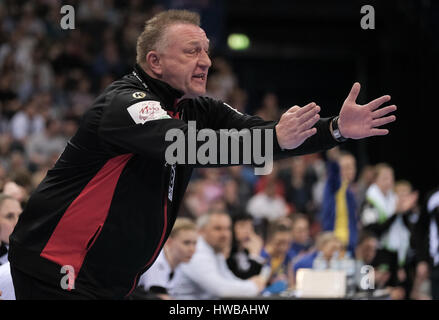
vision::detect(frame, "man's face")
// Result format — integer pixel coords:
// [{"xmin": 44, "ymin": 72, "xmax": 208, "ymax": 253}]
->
[
  {"xmin": 321, "ymin": 239, "xmax": 342, "ymax": 261},
  {"xmin": 291, "ymin": 218, "xmax": 309, "ymax": 244},
  {"xmin": 395, "ymin": 184, "xmax": 411, "ymax": 198},
  {"xmin": 357, "ymin": 238, "xmax": 378, "ymax": 264},
  {"xmin": 376, "ymin": 168, "xmax": 394, "ymax": 194},
  {"xmin": 234, "ymin": 220, "xmax": 253, "ymax": 244},
  {"xmin": 202, "ymin": 214, "xmax": 232, "ymax": 253},
  {"xmin": 167, "ymin": 229, "xmax": 198, "ymax": 264},
  {"xmin": 269, "ymin": 232, "xmax": 291, "ymax": 257},
  {"xmin": 0, "ymin": 198, "xmax": 22, "ymax": 244},
  {"xmin": 156, "ymin": 23, "xmax": 211, "ymax": 97},
  {"xmin": 339, "ymin": 155, "xmax": 356, "ymax": 184}
]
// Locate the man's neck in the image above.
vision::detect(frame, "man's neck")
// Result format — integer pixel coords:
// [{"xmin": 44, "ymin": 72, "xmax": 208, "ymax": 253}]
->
[
  {"xmin": 134, "ymin": 64, "xmax": 184, "ymax": 110},
  {"xmin": 143, "ymin": 65, "xmax": 160, "ymax": 82}
]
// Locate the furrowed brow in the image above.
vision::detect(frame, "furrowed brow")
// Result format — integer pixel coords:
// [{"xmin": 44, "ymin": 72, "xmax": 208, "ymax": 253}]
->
[{"xmin": 187, "ymin": 38, "xmax": 210, "ymax": 48}]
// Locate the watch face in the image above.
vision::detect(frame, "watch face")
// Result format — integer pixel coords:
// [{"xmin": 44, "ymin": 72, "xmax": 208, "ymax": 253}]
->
[{"xmin": 334, "ymin": 129, "xmax": 341, "ymax": 138}]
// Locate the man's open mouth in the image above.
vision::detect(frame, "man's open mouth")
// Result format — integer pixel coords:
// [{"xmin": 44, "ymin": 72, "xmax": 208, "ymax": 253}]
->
[{"xmin": 192, "ymin": 73, "xmax": 206, "ymax": 80}]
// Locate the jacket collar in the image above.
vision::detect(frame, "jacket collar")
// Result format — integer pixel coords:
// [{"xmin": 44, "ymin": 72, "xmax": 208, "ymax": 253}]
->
[
  {"xmin": 133, "ymin": 64, "xmax": 184, "ymax": 111},
  {"xmin": 0, "ymin": 242, "xmax": 7, "ymax": 258}
]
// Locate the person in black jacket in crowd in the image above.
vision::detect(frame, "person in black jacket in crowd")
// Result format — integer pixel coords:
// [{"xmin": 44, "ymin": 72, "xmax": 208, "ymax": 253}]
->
[
  {"xmin": 227, "ymin": 212, "xmax": 264, "ymax": 280},
  {"xmin": 8, "ymin": 9, "xmax": 397, "ymax": 299},
  {"xmin": 413, "ymin": 187, "xmax": 439, "ymax": 299}
]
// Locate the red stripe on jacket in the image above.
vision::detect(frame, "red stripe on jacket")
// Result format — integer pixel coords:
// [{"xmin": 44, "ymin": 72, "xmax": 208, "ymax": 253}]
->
[{"xmin": 40, "ymin": 153, "xmax": 133, "ymax": 279}]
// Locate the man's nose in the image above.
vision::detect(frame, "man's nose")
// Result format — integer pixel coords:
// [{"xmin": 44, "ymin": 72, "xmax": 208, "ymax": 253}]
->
[{"xmin": 198, "ymin": 50, "xmax": 211, "ymax": 69}]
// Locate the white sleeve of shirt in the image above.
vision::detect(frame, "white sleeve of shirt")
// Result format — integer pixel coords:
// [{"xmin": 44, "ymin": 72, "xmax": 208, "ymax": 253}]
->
[
  {"xmin": 0, "ymin": 262, "xmax": 16, "ymax": 300},
  {"xmin": 137, "ymin": 252, "xmax": 169, "ymax": 291},
  {"xmin": 361, "ymin": 207, "xmax": 379, "ymax": 226},
  {"xmin": 180, "ymin": 246, "xmax": 259, "ymax": 298}
]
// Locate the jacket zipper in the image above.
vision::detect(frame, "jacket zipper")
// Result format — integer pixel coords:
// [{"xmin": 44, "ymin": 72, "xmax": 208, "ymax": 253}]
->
[{"xmin": 86, "ymin": 225, "xmax": 102, "ymax": 251}]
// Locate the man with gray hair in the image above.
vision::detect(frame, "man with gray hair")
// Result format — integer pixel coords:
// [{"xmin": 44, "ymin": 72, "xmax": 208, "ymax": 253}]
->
[
  {"xmin": 171, "ymin": 211, "xmax": 266, "ymax": 299},
  {"xmin": 9, "ymin": 9, "xmax": 396, "ymax": 299}
]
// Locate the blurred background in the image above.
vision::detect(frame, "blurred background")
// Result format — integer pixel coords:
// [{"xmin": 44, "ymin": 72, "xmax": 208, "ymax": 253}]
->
[
  {"xmin": 0, "ymin": 0, "xmax": 438, "ymax": 300},
  {"xmin": 1, "ymin": 0, "xmax": 437, "ymax": 196}
]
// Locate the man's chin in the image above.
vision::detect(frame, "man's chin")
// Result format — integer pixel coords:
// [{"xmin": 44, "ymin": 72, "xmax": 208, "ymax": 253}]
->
[{"xmin": 182, "ymin": 87, "xmax": 206, "ymax": 99}]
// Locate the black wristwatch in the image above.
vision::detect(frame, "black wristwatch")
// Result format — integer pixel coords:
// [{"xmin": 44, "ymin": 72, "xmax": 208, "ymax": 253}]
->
[{"xmin": 331, "ymin": 116, "xmax": 347, "ymax": 142}]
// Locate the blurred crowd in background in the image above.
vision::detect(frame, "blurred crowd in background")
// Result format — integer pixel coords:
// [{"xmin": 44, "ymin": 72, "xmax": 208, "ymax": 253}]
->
[{"xmin": 0, "ymin": 0, "xmax": 438, "ymax": 300}]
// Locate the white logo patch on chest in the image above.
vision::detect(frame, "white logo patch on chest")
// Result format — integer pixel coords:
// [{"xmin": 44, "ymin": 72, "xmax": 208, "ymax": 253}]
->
[{"xmin": 127, "ymin": 100, "xmax": 171, "ymax": 124}]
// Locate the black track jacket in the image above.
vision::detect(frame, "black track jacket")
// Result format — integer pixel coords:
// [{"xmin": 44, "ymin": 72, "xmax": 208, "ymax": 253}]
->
[{"xmin": 9, "ymin": 64, "xmax": 339, "ymax": 298}]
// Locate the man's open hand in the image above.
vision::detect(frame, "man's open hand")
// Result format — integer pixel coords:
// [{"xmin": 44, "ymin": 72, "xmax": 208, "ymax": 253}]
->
[
  {"xmin": 338, "ymin": 82, "xmax": 397, "ymax": 139},
  {"xmin": 275, "ymin": 102, "xmax": 320, "ymax": 150}
]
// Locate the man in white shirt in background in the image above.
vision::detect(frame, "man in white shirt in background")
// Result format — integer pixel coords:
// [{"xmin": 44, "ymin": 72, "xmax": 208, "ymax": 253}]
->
[
  {"xmin": 136, "ymin": 218, "xmax": 198, "ymax": 299},
  {"xmin": 172, "ymin": 211, "xmax": 266, "ymax": 299},
  {"xmin": 0, "ymin": 193, "xmax": 22, "ymax": 300}
]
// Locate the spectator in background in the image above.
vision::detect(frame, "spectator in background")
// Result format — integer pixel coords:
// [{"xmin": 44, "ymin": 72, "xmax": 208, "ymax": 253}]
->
[
  {"xmin": 173, "ymin": 211, "xmax": 266, "ymax": 299},
  {"xmin": 291, "ymin": 232, "xmax": 342, "ymax": 285},
  {"xmin": 260, "ymin": 220, "xmax": 292, "ymax": 291},
  {"xmin": 226, "ymin": 166, "xmax": 253, "ymax": 207},
  {"xmin": 198, "ymin": 168, "xmax": 224, "ymax": 208},
  {"xmin": 0, "ymin": 258, "xmax": 15, "ymax": 300},
  {"xmin": 25, "ymin": 118, "xmax": 67, "ymax": 171},
  {"xmin": 247, "ymin": 168, "xmax": 289, "ymax": 237},
  {"xmin": 178, "ymin": 180, "xmax": 209, "ymax": 220},
  {"xmin": 414, "ymin": 186, "xmax": 439, "ymax": 299},
  {"xmin": 354, "ymin": 164, "xmax": 375, "ymax": 213},
  {"xmin": 0, "ymin": 193, "xmax": 22, "ymax": 300},
  {"xmin": 393, "ymin": 180, "xmax": 426, "ymax": 299},
  {"xmin": 287, "ymin": 213, "xmax": 313, "ymax": 264},
  {"xmin": 361, "ymin": 164, "xmax": 413, "ymax": 273},
  {"xmin": 135, "ymin": 218, "xmax": 198, "ymax": 300},
  {"xmin": 2, "ymin": 178, "xmax": 30, "ymax": 208},
  {"xmin": 254, "ymin": 164, "xmax": 285, "ymax": 198},
  {"xmin": 307, "ymin": 154, "xmax": 327, "ymax": 212},
  {"xmin": 247, "ymin": 166, "xmax": 289, "ymax": 221},
  {"xmin": 8, "ymin": 98, "xmax": 45, "ymax": 145},
  {"xmin": 354, "ymin": 231, "xmax": 379, "ymax": 290},
  {"xmin": 353, "ymin": 231, "xmax": 402, "ymax": 299},
  {"xmin": 372, "ymin": 247, "xmax": 406, "ymax": 299},
  {"xmin": 278, "ymin": 156, "xmax": 317, "ymax": 216},
  {"xmin": 222, "ymin": 178, "xmax": 243, "ymax": 218},
  {"xmin": 227, "ymin": 213, "xmax": 264, "ymax": 280},
  {"xmin": 0, "ymin": 193, "xmax": 22, "ymax": 265},
  {"xmin": 0, "ymin": 72, "xmax": 22, "ymax": 131},
  {"xmin": 92, "ymin": 40, "xmax": 126, "ymax": 79},
  {"xmin": 69, "ymin": 75, "xmax": 95, "ymax": 117},
  {"xmin": 320, "ymin": 147, "xmax": 358, "ymax": 255}
]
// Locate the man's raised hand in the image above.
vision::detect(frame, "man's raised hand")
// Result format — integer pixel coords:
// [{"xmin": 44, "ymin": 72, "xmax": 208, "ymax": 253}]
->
[
  {"xmin": 275, "ymin": 102, "xmax": 320, "ymax": 150},
  {"xmin": 338, "ymin": 82, "xmax": 397, "ymax": 139}
]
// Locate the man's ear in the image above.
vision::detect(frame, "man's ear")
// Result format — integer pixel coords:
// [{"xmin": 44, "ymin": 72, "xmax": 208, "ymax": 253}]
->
[{"xmin": 146, "ymin": 51, "xmax": 162, "ymax": 76}]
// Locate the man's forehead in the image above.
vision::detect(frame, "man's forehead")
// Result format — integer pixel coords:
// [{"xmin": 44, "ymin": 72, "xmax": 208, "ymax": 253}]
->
[{"xmin": 166, "ymin": 23, "xmax": 209, "ymax": 44}]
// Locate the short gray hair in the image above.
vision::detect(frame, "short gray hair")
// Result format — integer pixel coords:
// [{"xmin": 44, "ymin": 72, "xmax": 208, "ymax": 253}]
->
[
  {"xmin": 196, "ymin": 211, "xmax": 230, "ymax": 230},
  {"xmin": 136, "ymin": 9, "xmax": 201, "ymax": 65}
]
